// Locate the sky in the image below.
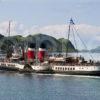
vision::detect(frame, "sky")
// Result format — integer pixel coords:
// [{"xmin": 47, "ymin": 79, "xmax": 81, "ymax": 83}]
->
[{"xmin": 0, "ymin": 0, "xmax": 100, "ymax": 49}]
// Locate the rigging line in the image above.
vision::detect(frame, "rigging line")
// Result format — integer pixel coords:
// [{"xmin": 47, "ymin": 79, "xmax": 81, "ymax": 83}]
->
[
  {"xmin": 66, "ymin": 24, "xmax": 70, "ymax": 57},
  {"xmin": 73, "ymin": 26, "xmax": 94, "ymax": 60},
  {"xmin": 71, "ymin": 25, "xmax": 78, "ymax": 53}
]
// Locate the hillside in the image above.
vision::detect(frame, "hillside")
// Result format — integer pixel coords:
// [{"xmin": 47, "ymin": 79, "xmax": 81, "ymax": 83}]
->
[
  {"xmin": 58, "ymin": 38, "xmax": 76, "ymax": 52},
  {"xmin": 0, "ymin": 34, "xmax": 76, "ymax": 52}
]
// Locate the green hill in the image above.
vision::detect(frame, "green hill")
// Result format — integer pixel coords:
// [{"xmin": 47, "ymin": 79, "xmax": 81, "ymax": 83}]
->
[
  {"xmin": 0, "ymin": 34, "xmax": 76, "ymax": 52},
  {"xmin": 58, "ymin": 38, "xmax": 76, "ymax": 52}
]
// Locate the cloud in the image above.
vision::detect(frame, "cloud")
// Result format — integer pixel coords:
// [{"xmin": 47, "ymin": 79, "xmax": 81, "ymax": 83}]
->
[
  {"xmin": 27, "ymin": 24, "xmax": 100, "ymax": 49},
  {"xmin": 0, "ymin": 21, "xmax": 26, "ymax": 36},
  {"xmin": 25, "ymin": 25, "xmax": 68, "ymax": 38},
  {"xmin": 29, "ymin": 24, "xmax": 100, "ymax": 39}
]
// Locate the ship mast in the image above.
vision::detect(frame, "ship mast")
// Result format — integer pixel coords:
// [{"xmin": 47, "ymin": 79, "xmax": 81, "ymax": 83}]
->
[
  {"xmin": 6, "ymin": 20, "xmax": 12, "ymax": 58},
  {"xmin": 8, "ymin": 20, "xmax": 11, "ymax": 37},
  {"xmin": 66, "ymin": 18, "xmax": 74, "ymax": 58}
]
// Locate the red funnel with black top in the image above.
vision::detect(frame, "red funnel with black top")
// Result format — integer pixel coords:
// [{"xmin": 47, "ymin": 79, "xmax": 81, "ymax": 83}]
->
[
  {"xmin": 27, "ymin": 43, "xmax": 35, "ymax": 63},
  {"xmin": 38, "ymin": 43, "xmax": 46, "ymax": 62}
]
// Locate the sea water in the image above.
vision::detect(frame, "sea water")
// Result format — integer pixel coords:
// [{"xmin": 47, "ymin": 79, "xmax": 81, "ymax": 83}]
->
[{"xmin": 0, "ymin": 73, "xmax": 100, "ymax": 100}]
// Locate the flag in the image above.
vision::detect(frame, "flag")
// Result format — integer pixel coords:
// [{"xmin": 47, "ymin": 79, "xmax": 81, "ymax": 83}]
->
[{"xmin": 70, "ymin": 18, "xmax": 75, "ymax": 25}]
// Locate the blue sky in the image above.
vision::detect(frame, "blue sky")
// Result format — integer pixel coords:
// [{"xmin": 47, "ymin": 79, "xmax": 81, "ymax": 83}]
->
[
  {"xmin": 0, "ymin": 0, "xmax": 100, "ymax": 26},
  {"xmin": 0, "ymin": 0, "xmax": 100, "ymax": 49}
]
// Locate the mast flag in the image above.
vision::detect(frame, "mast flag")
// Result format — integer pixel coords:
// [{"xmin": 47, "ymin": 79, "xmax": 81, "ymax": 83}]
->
[{"xmin": 70, "ymin": 18, "xmax": 75, "ymax": 25}]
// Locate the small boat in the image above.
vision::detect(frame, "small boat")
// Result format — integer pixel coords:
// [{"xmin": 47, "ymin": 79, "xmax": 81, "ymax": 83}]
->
[
  {"xmin": 0, "ymin": 21, "xmax": 25, "ymax": 72},
  {"xmin": 0, "ymin": 53, "xmax": 24, "ymax": 72}
]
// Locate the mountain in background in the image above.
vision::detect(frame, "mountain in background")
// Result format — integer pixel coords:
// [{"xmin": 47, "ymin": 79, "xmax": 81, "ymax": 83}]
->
[
  {"xmin": 80, "ymin": 46, "xmax": 100, "ymax": 53},
  {"xmin": 90, "ymin": 46, "xmax": 100, "ymax": 53},
  {"xmin": 79, "ymin": 49, "xmax": 89, "ymax": 52},
  {"xmin": 2, "ymin": 33, "xmax": 100, "ymax": 53},
  {"xmin": 0, "ymin": 33, "xmax": 76, "ymax": 53}
]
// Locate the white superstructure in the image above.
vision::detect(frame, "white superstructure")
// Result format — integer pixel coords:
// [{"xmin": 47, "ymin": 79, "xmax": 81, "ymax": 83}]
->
[
  {"xmin": 0, "ymin": 62, "xmax": 24, "ymax": 69},
  {"xmin": 51, "ymin": 65, "xmax": 100, "ymax": 72}
]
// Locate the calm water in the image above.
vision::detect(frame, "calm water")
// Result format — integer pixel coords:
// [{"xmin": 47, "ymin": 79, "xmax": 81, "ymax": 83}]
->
[
  {"xmin": 0, "ymin": 53, "xmax": 100, "ymax": 100},
  {"xmin": 0, "ymin": 73, "xmax": 100, "ymax": 100}
]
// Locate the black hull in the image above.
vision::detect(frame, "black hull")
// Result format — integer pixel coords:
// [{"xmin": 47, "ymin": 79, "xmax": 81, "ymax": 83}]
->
[
  {"xmin": 0, "ymin": 66, "xmax": 19, "ymax": 72},
  {"xmin": 27, "ymin": 68, "xmax": 100, "ymax": 76},
  {"xmin": 52, "ymin": 71, "xmax": 100, "ymax": 76},
  {"xmin": 23, "ymin": 69, "xmax": 100, "ymax": 76},
  {"xmin": 0, "ymin": 66, "xmax": 100, "ymax": 76},
  {"xmin": 34, "ymin": 69, "xmax": 55, "ymax": 74}
]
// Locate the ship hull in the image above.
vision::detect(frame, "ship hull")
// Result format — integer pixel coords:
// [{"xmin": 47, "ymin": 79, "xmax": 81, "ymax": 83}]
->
[
  {"xmin": 0, "ymin": 66, "xmax": 19, "ymax": 72},
  {"xmin": 51, "ymin": 65, "xmax": 100, "ymax": 76},
  {"xmin": 0, "ymin": 62, "xmax": 24, "ymax": 72},
  {"xmin": 30, "ymin": 69, "xmax": 100, "ymax": 76},
  {"xmin": 0, "ymin": 62, "xmax": 100, "ymax": 76},
  {"xmin": 52, "ymin": 71, "xmax": 100, "ymax": 76},
  {"xmin": 30, "ymin": 65, "xmax": 100, "ymax": 76},
  {"xmin": 34, "ymin": 69, "xmax": 54, "ymax": 74}
]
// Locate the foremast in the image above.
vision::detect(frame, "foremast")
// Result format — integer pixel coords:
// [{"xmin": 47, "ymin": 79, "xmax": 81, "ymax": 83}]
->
[{"xmin": 66, "ymin": 18, "xmax": 75, "ymax": 58}]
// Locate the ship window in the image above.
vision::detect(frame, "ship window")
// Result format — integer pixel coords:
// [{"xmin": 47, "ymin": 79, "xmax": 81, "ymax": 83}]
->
[
  {"xmin": 73, "ymin": 68, "xmax": 75, "ymax": 70},
  {"xmin": 63, "ymin": 68, "xmax": 64, "ymax": 71},
  {"xmin": 68, "ymin": 68, "xmax": 69, "ymax": 70},
  {"xmin": 59, "ymin": 67, "xmax": 60, "ymax": 70},
  {"xmin": 1, "ymin": 63, "xmax": 6, "ymax": 66},
  {"xmin": 65, "ymin": 68, "xmax": 67, "ymax": 70},
  {"xmin": 70, "ymin": 68, "xmax": 72, "ymax": 70},
  {"xmin": 60, "ymin": 68, "xmax": 62, "ymax": 70}
]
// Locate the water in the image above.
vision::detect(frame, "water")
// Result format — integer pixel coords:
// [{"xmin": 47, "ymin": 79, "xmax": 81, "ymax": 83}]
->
[
  {"xmin": 0, "ymin": 53, "xmax": 100, "ymax": 100},
  {"xmin": 0, "ymin": 73, "xmax": 100, "ymax": 100}
]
